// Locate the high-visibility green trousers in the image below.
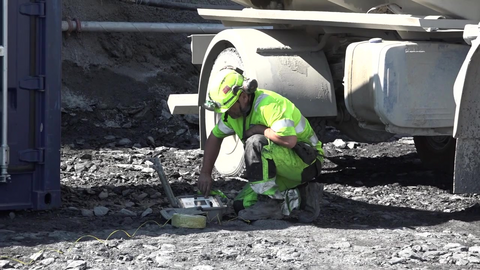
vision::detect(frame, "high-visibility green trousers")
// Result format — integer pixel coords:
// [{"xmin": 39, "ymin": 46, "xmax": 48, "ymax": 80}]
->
[{"xmin": 234, "ymin": 135, "xmax": 322, "ymax": 215}]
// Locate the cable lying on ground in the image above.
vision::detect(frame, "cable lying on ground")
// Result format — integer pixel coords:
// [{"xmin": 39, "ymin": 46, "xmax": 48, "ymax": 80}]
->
[{"xmin": 0, "ymin": 215, "xmax": 248, "ymax": 266}]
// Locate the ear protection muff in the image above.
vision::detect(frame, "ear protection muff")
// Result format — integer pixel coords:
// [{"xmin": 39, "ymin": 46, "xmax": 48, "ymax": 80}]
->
[
  {"xmin": 243, "ymin": 78, "xmax": 258, "ymax": 94},
  {"xmin": 219, "ymin": 66, "xmax": 258, "ymax": 95}
]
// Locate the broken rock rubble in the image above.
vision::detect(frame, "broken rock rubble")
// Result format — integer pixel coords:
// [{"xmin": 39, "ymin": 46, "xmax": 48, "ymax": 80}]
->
[{"xmin": 2, "ymin": 138, "xmax": 480, "ymax": 269}]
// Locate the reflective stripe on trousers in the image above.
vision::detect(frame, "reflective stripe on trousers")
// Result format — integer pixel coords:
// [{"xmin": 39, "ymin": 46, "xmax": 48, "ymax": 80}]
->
[{"xmin": 235, "ymin": 134, "xmax": 319, "ymax": 215}]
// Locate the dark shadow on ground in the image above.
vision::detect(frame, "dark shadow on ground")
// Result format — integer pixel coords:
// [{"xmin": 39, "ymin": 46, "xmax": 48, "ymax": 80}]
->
[
  {"xmin": 323, "ymin": 153, "xmax": 453, "ymax": 191},
  {"xmin": 0, "ymin": 189, "xmax": 477, "ymax": 249},
  {"xmin": 314, "ymin": 192, "xmax": 480, "ymax": 229},
  {"xmin": 1, "ymin": 189, "xmax": 479, "ymax": 248}
]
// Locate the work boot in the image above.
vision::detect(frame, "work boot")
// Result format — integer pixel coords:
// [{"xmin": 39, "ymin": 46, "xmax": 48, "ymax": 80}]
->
[
  {"xmin": 296, "ymin": 182, "xmax": 323, "ymax": 223},
  {"xmin": 238, "ymin": 197, "xmax": 284, "ymax": 221}
]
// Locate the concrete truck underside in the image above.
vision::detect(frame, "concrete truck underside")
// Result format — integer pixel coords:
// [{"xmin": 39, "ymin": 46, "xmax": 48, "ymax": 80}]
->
[
  {"xmin": 232, "ymin": 0, "xmax": 480, "ymax": 22},
  {"xmin": 167, "ymin": 2, "xmax": 480, "ymax": 192},
  {"xmin": 199, "ymin": 7, "xmax": 475, "ymax": 34}
]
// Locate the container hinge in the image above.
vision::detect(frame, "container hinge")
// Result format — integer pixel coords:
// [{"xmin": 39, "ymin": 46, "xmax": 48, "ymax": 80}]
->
[
  {"xmin": 19, "ymin": 76, "xmax": 45, "ymax": 91},
  {"xmin": 19, "ymin": 1, "xmax": 46, "ymax": 17},
  {"xmin": 19, "ymin": 148, "xmax": 45, "ymax": 164}
]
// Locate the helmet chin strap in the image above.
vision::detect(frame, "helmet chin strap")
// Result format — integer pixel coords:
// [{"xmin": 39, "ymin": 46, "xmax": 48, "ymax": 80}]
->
[
  {"xmin": 222, "ymin": 94, "xmax": 254, "ymax": 142},
  {"xmin": 240, "ymin": 103, "xmax": 251, "ymax": 115},
  {"xmin": 240, "ymin": 95, "xmax": 253, "ymax": 142}
]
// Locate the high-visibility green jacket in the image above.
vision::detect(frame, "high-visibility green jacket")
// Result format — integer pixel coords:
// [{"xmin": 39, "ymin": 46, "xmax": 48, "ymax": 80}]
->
[{"xmin": 212, "ymin": 89, "xmax": 324, "ymax": 159}]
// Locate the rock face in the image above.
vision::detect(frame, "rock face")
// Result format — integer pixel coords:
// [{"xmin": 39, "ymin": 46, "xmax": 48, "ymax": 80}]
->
[{"xmin": 61, "ymin": 0, "xmax": 203, "ymax": 150}]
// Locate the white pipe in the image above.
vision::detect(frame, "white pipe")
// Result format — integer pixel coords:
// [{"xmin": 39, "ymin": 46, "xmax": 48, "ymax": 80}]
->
[
  {"xmin": 61, "ymin": 21, "xmax": 268, "ymax": 33},
  {"xmin": 1, "ymin": 0, "xmax": 9, "ymax": 182}
]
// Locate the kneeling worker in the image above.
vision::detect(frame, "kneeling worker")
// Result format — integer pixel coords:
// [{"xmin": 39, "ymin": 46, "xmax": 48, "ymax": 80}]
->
[{"xmin": 198, "ymin": 66, "xmax": 324, "ymax": 222}]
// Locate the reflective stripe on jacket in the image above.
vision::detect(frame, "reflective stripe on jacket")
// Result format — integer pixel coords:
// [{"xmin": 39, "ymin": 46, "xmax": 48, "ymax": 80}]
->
[{"xmin": 212, "ymin": 89, "xmax": 324, "ymax": 159}]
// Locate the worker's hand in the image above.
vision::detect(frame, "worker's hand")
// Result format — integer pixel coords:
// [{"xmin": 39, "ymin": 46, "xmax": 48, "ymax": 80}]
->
[
  {"xmin": 244, "ymin": 124, "xmax": 268, "ymax": 140},
  {"xmin": 198, "ymin": 172, "xmax": 213, "ymax": 197}
]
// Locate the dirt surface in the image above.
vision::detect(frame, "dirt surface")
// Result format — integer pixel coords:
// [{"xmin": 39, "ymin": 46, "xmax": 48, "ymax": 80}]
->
[
  {"xmin": 2, "ymin": 138, "xmax": 480, "ymax": 269},
  {"xmin": 60, "ymin": 0, "xmax": 231, "ymax": 148},
  {"xmin": 1, "ymin": 0, "xmax": 480, "ymax": 269}
]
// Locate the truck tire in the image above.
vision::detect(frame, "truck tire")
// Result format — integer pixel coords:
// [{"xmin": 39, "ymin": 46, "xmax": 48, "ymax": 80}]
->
[
  {"xmin": 413, "ymin": 136, "xmax": 455, "ymax": 173},
  {"xmin": 307, "ymin": 117, "xmax": 326, "ymax": 141},
  {"xmin": 204, "ymin": 47, "xmax": 245, "ymax": 176}
]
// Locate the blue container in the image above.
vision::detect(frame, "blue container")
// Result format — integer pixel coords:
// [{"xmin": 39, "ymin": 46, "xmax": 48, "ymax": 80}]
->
[{"xmin": 0, "ymin": 0, "xmax": 62, "ymax": 210}]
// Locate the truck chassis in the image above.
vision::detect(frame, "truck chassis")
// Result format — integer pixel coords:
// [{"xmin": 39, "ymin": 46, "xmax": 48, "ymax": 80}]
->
[{"xmin": 168, "ymin": 0, "xmax": 480, "ymax": 193}]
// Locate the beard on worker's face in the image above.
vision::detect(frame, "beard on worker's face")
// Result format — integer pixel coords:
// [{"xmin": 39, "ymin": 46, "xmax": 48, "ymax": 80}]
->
[{"xmin": 228, "ymin": 99, "xmax": 251, "ymax": 119}]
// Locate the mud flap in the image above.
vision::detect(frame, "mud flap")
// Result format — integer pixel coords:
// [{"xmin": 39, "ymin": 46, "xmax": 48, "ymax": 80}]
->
[{"xmin": 453, "ymin": 23, "xmax": 480, "ymax": 193}]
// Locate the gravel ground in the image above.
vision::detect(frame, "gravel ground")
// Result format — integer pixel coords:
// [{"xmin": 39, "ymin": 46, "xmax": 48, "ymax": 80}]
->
[
  {"xmin": 1, "ymin": 0, "xmax": 480, "ymax": 269},
  {"xmin": 1, "ymin": 135, "xmax": 480, "ymax": 269}
]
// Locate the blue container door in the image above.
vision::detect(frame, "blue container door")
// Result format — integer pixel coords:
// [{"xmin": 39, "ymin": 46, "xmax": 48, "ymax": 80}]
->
[{"xmin": 0, "ymin": 0, "xmax": 61, "ymax": 210}]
